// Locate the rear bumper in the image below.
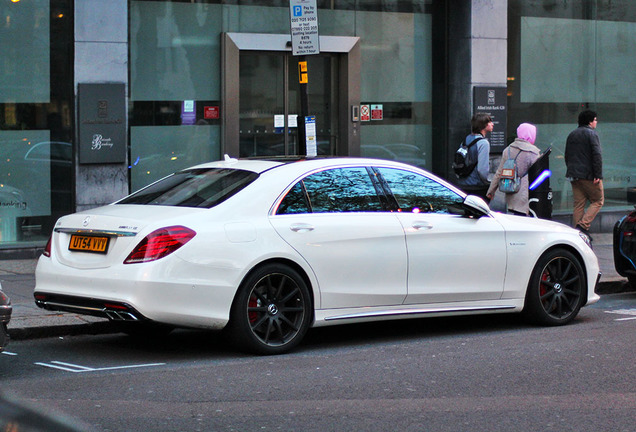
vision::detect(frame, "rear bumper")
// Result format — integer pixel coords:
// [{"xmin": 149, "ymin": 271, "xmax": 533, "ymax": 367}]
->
[
  {"xmin": 35, "ymin": 256, "xmax": 236, "ymax": 330},
  {"xmin": 0, "ymin": 305, "xmax": 10, "ymax": 323},
  {"xmin": 34, "ymin": 292, "xmax": 148, "ymax": 322}
]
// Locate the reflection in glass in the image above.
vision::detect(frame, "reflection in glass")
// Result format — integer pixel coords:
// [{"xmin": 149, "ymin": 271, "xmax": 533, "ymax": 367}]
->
[
  {"xmin": 277, "ymin": 182, "xmax": 310, "ymax": 215},
  {"xmin": 508, "ymin": 0, "xmax": 636, "ymax": 213},
  {"xmin": 378, "ymin": 167, "xmax": 462, "ymax": 214},
  {"xmin": 299, "ymin": 167, "xmax": 382, "ymax": 213},
  {"xmin": 239, "ymin": 53, "xmax": 286, "ymax": 157},
  {"xmin": 120, "ymin": 168, "xmax": 258, "ymax": 209}
]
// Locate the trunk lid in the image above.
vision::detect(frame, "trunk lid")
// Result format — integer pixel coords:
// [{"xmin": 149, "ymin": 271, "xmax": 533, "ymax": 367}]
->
[{"xmin": 51, "ymin": 204, "xmax": 201, "ymax": 269}]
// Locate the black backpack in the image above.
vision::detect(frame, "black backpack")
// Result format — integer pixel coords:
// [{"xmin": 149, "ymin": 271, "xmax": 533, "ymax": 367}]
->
[{"xmin": 452, "ymin": 137, "xmax": 482, "ymax": 178}]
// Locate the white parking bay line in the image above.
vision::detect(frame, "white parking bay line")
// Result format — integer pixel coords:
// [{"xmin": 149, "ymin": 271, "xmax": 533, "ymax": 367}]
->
[
  {"xmin": 604, "ymin": 309, "xmax": 636, "ymax": 321},
  {"xmin": 35, "ymin": 360, "xmax": 165, "ymax": 373}
]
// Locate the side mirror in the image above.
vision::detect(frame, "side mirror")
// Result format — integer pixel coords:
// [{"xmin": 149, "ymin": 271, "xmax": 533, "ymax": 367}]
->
[
  {"xmin": 463, "ymin": 195, "xmax": 491, "ymax": 216},
  {"xmin": 448, "ymin": 195, "xmax": 491, "ymax": 218}
]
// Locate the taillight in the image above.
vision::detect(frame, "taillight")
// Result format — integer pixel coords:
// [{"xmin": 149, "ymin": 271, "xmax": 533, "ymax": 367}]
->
[
  {"xmin": 0, "ymin": 290, "xmax": 10, "ymax": 305},
  {"xmin": 43, "ymin": 236, "xmax": 52, "ymax": 257},
  {"xmin": 124, "ymin": 226, "xmax": 196, "ymax": 264}
]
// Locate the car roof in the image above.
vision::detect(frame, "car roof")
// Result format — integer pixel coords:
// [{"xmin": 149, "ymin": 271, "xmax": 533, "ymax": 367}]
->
[
  {"xmin": 188, "ymin": 156, "xmax": 424, "ymax": 175},
  {"xmin": 188, "ymin": 157, "xmax": 284, "ymax": 173}
]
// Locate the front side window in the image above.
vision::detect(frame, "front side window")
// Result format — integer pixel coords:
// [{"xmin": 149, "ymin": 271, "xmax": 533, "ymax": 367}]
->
[
  {"xmin": 118, "ymin": 168, "xmax": 258, "ymax": 208},
  {"xmin": 277, "ymin": 167, "xmax": 383, "ymax": 214},
  {"xmin": 377, "ymin": 167, "xmax": 463, "ymax": 214}
]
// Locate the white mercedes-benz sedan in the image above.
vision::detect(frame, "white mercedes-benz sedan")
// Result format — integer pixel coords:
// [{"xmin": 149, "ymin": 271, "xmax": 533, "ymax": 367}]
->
[{"xmin": 35, "ymin": 157, "xmax": 600, "ymax": 354}]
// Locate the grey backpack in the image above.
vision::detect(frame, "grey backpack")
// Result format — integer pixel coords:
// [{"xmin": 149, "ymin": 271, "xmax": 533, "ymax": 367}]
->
[{"xmin": 499, "ymin": 149, "xmax": 524, "ymax": 194}]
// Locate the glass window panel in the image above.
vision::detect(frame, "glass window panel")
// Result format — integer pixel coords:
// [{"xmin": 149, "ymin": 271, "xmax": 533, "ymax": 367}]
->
[
  {"xmin": 0, "ymin": 0, "xmax": 50, "ymax": 103},
  {"xmin": 361, "ymin": 126, "xmax": 429, "ymax": 169},
  {"xmin": 356, "ymin": 11, "xmax": 432, "ymax": 170},
  {"xmin": 239, "ymin": 53, "xmax": 286, "ymax": 157},
  {"xmin": 277, "ymin": 182, "xmax": 310, "ymax": 215},
  {"xmin": 130, "ymin": 2, "xmax": 222, "ymax": 101},
  {"xmin": 358, "ymin": 12, "xmax": 431, "ymax": 102},
  {"xmin": 0, "ymin": 131, "xmax": 51, "ymax": 242},
  {"xmin": 235, "ymin": 5, "xmax": 290, "ymax": 33},
  {"xmin": 303, "ymin": 167, "xmax": 382, "ymax": 212},
  {"xmin": 377, "ymin": 167, "xmax": 463, "ymax": 214},
  {"xmin": 520, "ymin": 17, "xmax": 596, "ymax": 103},
  {"xmin": 120, "ymin": 168, "xmax": 258, "ymax": 208},
  {"xmin": 293, "ymin": 54, "xmax": 338, "ymax": 156},
  {"xmin": 509, "ymin": 0, "xmax": 636, "ymax": 213},
  {"xmin": 130, "ymin": 125, "xmax": 221, "ymax": 191},
  {"xmin": 596, "ymin": 20, "xmax": 636, "ymax": 103}
]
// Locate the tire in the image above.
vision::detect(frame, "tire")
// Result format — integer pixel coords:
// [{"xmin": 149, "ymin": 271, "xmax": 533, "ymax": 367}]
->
[
  {"xmin": 227, "ymin": 263, "xmax": 312, "ymax": 355},
  {"xmin": 524, "ymin": 248, "xmax": 585, "ymax": 326},
  {"xmin": 628, "ymin": 275, "xmax": 636, "ymax": 291}
]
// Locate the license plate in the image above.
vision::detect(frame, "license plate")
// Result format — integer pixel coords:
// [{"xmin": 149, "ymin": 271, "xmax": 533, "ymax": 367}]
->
[{"xmin": 69, "ymin": 235, "xmax": 110, "ymax": 254}]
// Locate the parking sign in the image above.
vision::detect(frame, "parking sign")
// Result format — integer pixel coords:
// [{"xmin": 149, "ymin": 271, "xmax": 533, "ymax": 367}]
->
[{"xmin": 289, "ymin": 0, "xmax": 320, "ymax": 56}]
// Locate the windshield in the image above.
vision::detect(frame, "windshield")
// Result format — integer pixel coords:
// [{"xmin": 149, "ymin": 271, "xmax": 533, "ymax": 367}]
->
[{"xmin": 118, "ymin": 168, "xmax": 259, "ymax": 208}]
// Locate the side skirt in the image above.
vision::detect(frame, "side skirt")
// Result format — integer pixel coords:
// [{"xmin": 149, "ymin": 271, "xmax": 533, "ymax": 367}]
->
[{"xmin": 312, "ymin": 301, "xmax": 523, "ymax": 327}]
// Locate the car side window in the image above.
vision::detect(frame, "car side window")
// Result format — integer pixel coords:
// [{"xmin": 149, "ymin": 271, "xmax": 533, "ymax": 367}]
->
[
  {"xmin": 277, "ymin": 182, "xmax": 310, "ymax": 214},
  {"xmin": 377, "ymin": 167, "xmax": 463, "ymax": 214},
  {"xmin": 277, "ymin": 167, "xmax": 383, "ymax": 214}
]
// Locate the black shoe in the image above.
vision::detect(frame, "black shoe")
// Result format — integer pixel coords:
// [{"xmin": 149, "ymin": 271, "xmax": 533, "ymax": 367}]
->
[{"xmin": 575, "ymin": 224, "xmax": 593, "ymax": 242}]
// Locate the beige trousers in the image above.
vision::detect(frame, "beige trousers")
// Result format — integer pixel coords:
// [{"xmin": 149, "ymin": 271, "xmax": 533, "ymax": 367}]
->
[{"xmin": 571, "ymin": 179, "xmax": 604, "ymax": 230}]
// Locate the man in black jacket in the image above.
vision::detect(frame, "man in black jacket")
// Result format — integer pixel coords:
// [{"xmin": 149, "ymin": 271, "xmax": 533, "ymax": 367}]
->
[{"xmin": 564, "ymin": 110, "xmax": 604, "ymax": 239}]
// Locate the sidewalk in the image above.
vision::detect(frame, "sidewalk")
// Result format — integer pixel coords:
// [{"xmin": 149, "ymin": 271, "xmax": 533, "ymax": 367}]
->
[{"xmin": 0, "ymin": 233, "xmax": 632, "ymax": 341}]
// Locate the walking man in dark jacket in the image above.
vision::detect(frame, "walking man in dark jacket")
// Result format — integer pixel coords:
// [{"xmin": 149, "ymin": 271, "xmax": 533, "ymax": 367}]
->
[{"xmin": 564, "ymin": 110, "xmax": 604, "ymax": 238}]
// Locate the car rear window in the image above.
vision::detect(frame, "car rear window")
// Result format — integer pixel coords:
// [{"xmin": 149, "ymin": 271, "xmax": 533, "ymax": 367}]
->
[{"xmin": 118, "ymin": 168, "xmax": 258, "ymax": 208}]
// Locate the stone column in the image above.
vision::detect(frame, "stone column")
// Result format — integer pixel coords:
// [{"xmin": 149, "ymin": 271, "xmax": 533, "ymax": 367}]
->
[
  {"xmin": 435, "ymin": 0, "xmax": 507, "ymax": 180},
  {"xmin": 74, "ymin": 0, "xmax": 129, "ymax": 212}
]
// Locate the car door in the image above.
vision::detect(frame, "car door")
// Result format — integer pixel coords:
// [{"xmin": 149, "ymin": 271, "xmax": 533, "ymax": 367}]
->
[
  {"xmin": 270, "ymin": 166, "xmax": 408, "ymax": 309},
  {"xmin": 375, "ymin": 167, "xmax": 507, "ymax": 304}
]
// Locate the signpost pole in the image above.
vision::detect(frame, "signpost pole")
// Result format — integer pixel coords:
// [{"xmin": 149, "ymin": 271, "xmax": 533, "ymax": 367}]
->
[
  {"xmin": 298, "ymin": 56, "xmax": 308, "ymax": 156},
  {"xmin": 289, "ymin": 0, "xmax": 319, "ymax": 157}
]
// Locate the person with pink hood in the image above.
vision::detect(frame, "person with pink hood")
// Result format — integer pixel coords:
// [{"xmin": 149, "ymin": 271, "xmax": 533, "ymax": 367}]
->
[{"xmin": 487, "ymin": 123, "xmax": 541, "ymax": 215}]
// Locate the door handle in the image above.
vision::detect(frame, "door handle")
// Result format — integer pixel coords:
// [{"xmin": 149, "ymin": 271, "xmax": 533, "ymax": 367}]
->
[
  {"xmin": 411, "ymin": 221, "xmax": 433, "ymax": 230},
  {"xmin": 290, "ymin": 223, "xmax": 315, "ymax": 233}
]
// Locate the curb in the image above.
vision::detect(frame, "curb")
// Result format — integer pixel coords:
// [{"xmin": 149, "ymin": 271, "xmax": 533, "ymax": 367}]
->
[{"xmin": 8, "ymin": 321, "xmax": 118, "ymax": 341}]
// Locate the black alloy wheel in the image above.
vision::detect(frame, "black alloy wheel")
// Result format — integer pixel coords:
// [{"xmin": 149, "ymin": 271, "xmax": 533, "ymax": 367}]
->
[
  {"xmin": 229, "ymin": 263, "xmax": 312, "ymax": 355},
  {"xmin": 524, "ymin": 248, "xmax": 585, "ymax": 325}
]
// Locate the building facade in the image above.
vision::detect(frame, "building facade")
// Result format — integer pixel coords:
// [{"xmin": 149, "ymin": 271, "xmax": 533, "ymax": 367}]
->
[{"xmin": 1, "ymin": 0, "xmax": 634, "ymax": 257}]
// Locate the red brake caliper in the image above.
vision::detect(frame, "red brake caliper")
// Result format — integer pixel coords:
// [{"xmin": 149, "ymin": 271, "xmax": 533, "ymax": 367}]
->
[
  {"xmin": 540, "ymin": 270, "xmax": 549, "ymax": 297},
  {"xmin": 248, "ymin": 296, "xmax": 258, "ymax": 324}
]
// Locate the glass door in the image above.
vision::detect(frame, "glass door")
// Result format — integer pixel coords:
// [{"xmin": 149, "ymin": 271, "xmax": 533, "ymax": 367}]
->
[{"xmin": 239, "ymin": 52, "xmax": 338, "ymax": 157}]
